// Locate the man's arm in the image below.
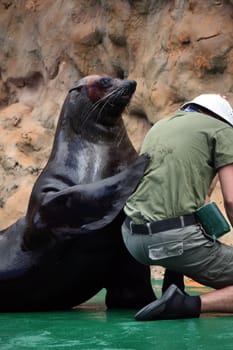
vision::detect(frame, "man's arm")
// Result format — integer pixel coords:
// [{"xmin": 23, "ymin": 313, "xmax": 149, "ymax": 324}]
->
[
  {"xmin": 205, "ymin": 175, "xmax": 218, "ymax": 203},
  {"xmin": 218, "ymin": 163, "xmax": 233, "ymax": 226}
]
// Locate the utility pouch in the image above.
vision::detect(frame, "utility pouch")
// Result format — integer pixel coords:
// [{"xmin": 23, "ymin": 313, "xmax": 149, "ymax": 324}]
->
[{"xmin": 196, "ymin": 202, "xmax": 231, "ymax": 239}]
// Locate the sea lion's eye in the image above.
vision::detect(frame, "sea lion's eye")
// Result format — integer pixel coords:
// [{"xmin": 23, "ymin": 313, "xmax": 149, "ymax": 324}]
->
[{"xmin": 99, "ymin": 77, "xmax": 112, "ymax": 88}]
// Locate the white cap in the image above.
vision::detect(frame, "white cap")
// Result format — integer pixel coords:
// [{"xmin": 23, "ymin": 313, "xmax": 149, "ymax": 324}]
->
[{"xmin": 182, "ymin": 94, "xmax": 233, "ymax": 126}]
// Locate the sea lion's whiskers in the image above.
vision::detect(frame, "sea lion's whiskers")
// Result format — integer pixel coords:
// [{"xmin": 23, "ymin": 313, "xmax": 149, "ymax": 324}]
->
[
  {"xmin": 115, "ymin": 124, "xmax": 126, "ymax": 148},
  {"xmin": 93, "ymin": 90, "xmax": 119, "ymax": 121},
  {"xmin": 79, "ymin": 86, "xmax": 131, "ymax": 126},
  {"xmin": 79, "ymin": 101, "xmax": 103, "ymax": 127}
]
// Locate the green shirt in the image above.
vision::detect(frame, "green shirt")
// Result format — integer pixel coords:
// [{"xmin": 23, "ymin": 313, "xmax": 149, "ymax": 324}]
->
[{"xmin": 124, "ymin": 110, "xmax": 233, "ymax": 223}]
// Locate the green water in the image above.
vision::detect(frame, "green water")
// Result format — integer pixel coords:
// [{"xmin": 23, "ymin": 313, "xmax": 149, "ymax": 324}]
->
[{"xmin": 0, "ymin": 286, "xmax": 233, "ymax": 349}]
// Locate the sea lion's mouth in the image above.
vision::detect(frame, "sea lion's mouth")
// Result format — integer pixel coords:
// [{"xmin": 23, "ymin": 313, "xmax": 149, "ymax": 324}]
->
[
  {"xmin": 113, "ymin": 95, "xmax": 131, "ymax": 106},
  {"xmin": 107, "ymin": 81, "xmax": 136, "ymax": 107}
]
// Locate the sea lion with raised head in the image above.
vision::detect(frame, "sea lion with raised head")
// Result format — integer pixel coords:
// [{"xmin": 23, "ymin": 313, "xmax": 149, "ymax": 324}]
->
[{"xmin": 0, "ymin": 75, "xmax": 156, "ymax": 311}]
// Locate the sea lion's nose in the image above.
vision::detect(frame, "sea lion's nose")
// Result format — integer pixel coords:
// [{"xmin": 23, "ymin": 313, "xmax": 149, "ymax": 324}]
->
[
  {"xmin": 125, "ymin": 80, "xmax": 137, "ymax": 93},
  {"xmin": 128, "ymin": 80, "xmax": 137, "ymax": 87}
]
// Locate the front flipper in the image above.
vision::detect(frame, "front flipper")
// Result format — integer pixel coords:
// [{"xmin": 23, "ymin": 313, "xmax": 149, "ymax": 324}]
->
[{"xmin": 34, "ymin": 154, "xmax": 150, "ymax": 238}]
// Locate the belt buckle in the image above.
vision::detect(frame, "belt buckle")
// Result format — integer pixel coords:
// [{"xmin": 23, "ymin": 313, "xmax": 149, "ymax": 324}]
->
[
  {"xmin": 146, "ymin": 222, "xmax": 153, "ymax": 235},
  {"xmin": 180, "ymin": 216, "xmax": 185, "ymax": 228}
]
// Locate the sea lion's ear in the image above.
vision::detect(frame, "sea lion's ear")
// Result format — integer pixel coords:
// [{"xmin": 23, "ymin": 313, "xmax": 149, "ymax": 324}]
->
[
  {"xmin": 69, "ymin": 84, "xmax": 84, "ymax": 93},
  {"xmin": 36, "ymin": 154, "xmax": 150, "ymax": 238}
]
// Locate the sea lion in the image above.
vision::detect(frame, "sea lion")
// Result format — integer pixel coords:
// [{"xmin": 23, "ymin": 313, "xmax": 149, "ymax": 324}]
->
[{"xmin": 0, "ymin": 74, "xmax": 156, "ymax": 311}]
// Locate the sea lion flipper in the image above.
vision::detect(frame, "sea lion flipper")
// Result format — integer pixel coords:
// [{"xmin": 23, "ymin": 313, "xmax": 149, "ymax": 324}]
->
[
  {"xmin": 38, "ymin": 153, "xmax": 150, "ymax": 236},
  {"xmin": 79, "ymin": 153, "xmax": 150, "ymax": 232}
]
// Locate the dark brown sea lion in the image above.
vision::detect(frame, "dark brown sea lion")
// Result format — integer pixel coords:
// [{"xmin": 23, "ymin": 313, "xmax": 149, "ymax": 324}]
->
[{"xmin": 0, "ymin": 74, "xmax": 156, "ymax": 311}]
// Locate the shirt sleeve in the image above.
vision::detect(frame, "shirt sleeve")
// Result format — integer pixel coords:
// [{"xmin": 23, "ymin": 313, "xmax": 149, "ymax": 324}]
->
[{"xmin": 214, "ymin": 127, "xmax": 233, "ymax": 170}]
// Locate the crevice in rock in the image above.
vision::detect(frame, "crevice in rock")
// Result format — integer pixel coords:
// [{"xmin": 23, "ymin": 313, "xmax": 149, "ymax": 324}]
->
[
  {"xmin": 1, "ymin": 1, "xmax": 13, "ymax": 10},
  {"xmin": 7, "ymin": 71, "xmax": 44, "ymax": 89},
  {"xmin": 129, "ymin": 108, "xmax": 149, "ymax": 121},
  {"xmin": 196, "ymin": 33, "xmax": 221, "ymax": 42}
]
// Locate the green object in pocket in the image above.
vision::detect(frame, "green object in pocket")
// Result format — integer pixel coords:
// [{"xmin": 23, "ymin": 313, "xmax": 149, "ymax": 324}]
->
[{"xmin": 196, "ymin": 202, "xmax": 231, "ymax": 239}]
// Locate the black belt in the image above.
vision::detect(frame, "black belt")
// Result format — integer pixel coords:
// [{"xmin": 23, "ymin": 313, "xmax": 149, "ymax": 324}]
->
[{"xmin": 125, "ymin": 214, "xmax": 198, "ymax": 235}]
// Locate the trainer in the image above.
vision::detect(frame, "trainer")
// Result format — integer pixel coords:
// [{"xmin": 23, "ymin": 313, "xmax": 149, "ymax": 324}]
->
[{"xmin": 122, "ymin": 94, "xmax": 233, "ymax": 320}]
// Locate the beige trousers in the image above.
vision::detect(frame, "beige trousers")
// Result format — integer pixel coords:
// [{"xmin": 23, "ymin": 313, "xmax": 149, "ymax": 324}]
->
[{"xmin": 122, "ymin": 221, "xmax": 233, "ymax": 289}]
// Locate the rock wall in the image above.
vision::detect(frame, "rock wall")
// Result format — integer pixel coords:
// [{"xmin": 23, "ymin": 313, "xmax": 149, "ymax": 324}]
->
[{"xmin": 1, "ymin": 0, "xmax": 233, "ymax": 237}]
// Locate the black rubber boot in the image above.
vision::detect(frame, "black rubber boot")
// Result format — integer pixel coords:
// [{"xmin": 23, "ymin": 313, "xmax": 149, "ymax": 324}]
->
[{"xmin": 135, "ymin": 284, "xmax": 201, "ymax": 321}]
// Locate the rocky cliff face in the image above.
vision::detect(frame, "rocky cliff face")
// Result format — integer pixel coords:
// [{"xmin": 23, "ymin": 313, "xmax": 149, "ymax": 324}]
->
[{"xmin": 0, "ymin": 0, "xmax": 233, "ymax": 234}]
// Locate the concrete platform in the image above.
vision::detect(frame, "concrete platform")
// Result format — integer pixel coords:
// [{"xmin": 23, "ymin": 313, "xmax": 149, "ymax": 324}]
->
[{"xmin": 0, "ymin": 280, "xmax": 232, "ymax": 350}]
